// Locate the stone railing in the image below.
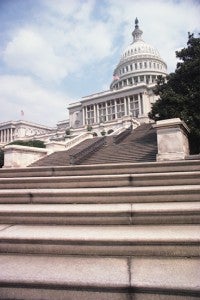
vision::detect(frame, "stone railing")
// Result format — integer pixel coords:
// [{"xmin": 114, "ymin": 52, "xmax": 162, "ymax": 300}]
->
[
  {"xmin": 65, "ymin": 132, "xmax": 93, "ymax": 151},
  {"xmin": 109, "ymin": 127, "xmax": 125, "ymax": 136},
  {"xmin": 45, "ymin": 132, "xmax": 93, "ymax": 154},
  {"xmin": 113, "ymin": 125, "xmax": 132, "ymax": 144},
  {"xmin": 70, "ymin": 137, "xmax": 106, "ymax": 165}
]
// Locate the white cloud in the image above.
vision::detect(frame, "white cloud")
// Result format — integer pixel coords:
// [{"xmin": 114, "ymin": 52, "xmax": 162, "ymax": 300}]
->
[
  {"xmin": 3, "ymin": 28, "xmax": 67, "ymax": 82},
  {"xmin": 0, "ymin": 0, "xmax": 199, "ymax": 127},
  {"xmin": 3, "ymin": 0, "xmax": 114, "ymax": 83},
  {"xmin": 0, "ymin": 75, "xmax": 68, "ymax": 126},
  {"xmin": 106, "ymin": 0, "xmax": 200, "ymax": 72}
]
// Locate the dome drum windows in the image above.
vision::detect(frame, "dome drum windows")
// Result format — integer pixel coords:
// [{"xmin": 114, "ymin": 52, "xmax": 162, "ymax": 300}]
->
[
  {"xmin": 128, "ymin": 78, "xmax": 133, "ymax": 85},
  {"xmin": 140, "ymin": 75, "xmax": 144, "ymax": 82}
]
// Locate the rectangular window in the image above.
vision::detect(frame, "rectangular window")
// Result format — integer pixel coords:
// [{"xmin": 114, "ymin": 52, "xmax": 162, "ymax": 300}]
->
[
  {"xmin": 86, "ymin": 105, "xmax": 94, "ymax": 125},
  {"xmin": 116, "ymin": 98, "xmax": 125, "ymax": 118},
  {"xmin": 129, "ymin": 95, "xmax": 139, "ymax": 117}
]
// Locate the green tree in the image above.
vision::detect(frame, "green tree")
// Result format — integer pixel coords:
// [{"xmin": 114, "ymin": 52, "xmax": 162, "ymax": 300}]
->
[{"xmin": 149, "ymin": 33, "xmax": 200, "ymax": 154}]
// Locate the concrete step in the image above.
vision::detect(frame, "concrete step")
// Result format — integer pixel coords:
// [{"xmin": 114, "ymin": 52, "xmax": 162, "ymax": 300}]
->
[
  {"xmin": 0, "ymin": 202, "xmax": 200, "ymax": 225},
  {"xmin": 0, "ymin": 185, "xmax": 199, "ymax": 204},
  {"xmin": 0, "ymin": 171, "xmax": 200, "ymax": 189},
  {"xmin": 1, "ymin": 160, "xmax": 200, "ymax": 178},
  {"xmin": 0, "ymin": 254, "xmax": 199, "ymax": 299},
  {"xmin": 0, "ymin": 224, "xmax": 199, "ymax": 257}
]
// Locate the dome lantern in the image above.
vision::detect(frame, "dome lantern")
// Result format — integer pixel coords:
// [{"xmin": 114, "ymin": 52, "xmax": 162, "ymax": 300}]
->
[{"xmin": 132, "ymin": 18, "xmax": 143, "ymax": 42}]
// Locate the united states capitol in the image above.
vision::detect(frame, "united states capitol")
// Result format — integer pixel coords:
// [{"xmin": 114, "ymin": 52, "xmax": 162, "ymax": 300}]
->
[{"xmin": 0, "ymin": 19, "xmax": 167, "ymax": 145}]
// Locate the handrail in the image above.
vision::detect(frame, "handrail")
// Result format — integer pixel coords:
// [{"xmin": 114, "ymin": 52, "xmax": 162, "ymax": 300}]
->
[
  {"xmin": 70, "ymin": 137, "xmax": 106, "ymax": 165},
  {"xmin": 113, "ymin": 125, "xmax": 132, "ymax": 144}
]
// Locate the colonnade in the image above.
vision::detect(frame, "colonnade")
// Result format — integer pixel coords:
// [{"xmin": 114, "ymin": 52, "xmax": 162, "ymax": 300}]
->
[
  {"xmin": 112, "ymin": 74, "xmax": 157, "ymax": 90},
  {"xmin": 0, "ymin": 128, "xmax": 15, "ymax": 143},
  {"xmin": 82, "ymin": 93, "xmax": 144, "ymax": 126}
]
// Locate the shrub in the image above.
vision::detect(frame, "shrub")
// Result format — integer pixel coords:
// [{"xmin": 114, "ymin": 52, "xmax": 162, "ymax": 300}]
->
[
  {"xmin": 107, "ymin": 129, "xmax": 114, "ymax": 135},
  {"xmin": 87, "ymin": 125, "xmax": 93, "ymax": 132},
  {"xmin": 65, "ymin": 129, "xmax": 71, "ymax": 136},
  {"xmin": 0, "ymin": 149, "xmax": 4, "ymax": 168},
  {"xmin": 8, "ymin": 140, "xmax": 46, "ymax": 148}
]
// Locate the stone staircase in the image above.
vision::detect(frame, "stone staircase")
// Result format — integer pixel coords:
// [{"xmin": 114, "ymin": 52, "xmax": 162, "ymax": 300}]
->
[
  {"xmin": 30, "ymin": 136, "xmax": 102, "ymax": 167},
  {"xmin": 82, "ymin": 123, "xmax": 157, "ymax": 165},
  {"xmin": 0, "ymin": 160, "xmax": 200, "ymax": 299},
  {"xmin": 30, "ymin": 124, "xmax": 157, "ymax": 167}
]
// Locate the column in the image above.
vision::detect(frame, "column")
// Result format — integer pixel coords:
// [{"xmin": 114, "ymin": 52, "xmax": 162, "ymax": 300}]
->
[
  {"xmin": 124, "ymin": 97, "xmax": 127, "ymax": 116},
  {"xmin": 82, "ymin": 107, "xmax": 85, "ymax": 126},
  {"xmin": 105, "ymin": 101, "xmax": 108, "ymax": 122},
  {"xmin": 7, "ymin": 129, "xmax": 10, "ymax": 143},
  {"xmin": 97, "ymin": 104, "xmax": 100, "ymax": 123},
  {"xmin": 10, "ymin": 128, "xmax": 13, "ymax": 142},
  {"xmin": 127, "ymin": 96, "xmax": 131, "ymax": 115},
  {"xmin": 114, "ymin": 99, "xmax": 117, "ymax": 119},
  {"xmin": 5, "ymin": 129, "xmax": 7, "ymax": 143},
  {"xmin": 94, "ymin": 104, "xmax": 97, "ymax": 124}
]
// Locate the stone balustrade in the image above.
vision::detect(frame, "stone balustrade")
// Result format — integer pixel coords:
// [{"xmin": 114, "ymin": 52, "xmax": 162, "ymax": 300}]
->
[
  {"xmin": 113, "ymin": 125, "xmax": 132, "ymax": 144},
  {"xmin": 65, "ymin": 132, "xmax": 93, "ymax": 150},
  {"xmin": 70, "ymin": 137, "xmax": 106, "ymax": 165}
]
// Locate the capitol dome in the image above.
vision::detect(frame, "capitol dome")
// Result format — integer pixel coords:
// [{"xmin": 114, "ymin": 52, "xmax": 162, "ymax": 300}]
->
[{"xmin": 110, "ymin": 18, "xmax": 167, "ymax": 90}]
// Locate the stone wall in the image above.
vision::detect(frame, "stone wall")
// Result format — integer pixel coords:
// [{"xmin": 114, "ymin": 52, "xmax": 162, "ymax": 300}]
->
[{"xmin": 3, "ymin": 145, "xmax": 48, "ymax": 168}]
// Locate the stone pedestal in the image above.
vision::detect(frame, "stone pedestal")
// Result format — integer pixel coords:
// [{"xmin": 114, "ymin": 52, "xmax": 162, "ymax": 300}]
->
[{"xmin": 154, "ymin": 118, "xmax": 190, "ymax": 161}]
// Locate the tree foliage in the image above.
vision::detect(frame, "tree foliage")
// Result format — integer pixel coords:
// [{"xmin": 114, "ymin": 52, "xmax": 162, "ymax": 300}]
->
[
  {"xmin": 0, "ymin": 149, "xmax": 4, "ymax": 168},
  {"xmin": 149, "ymin": 33, "xmax": 200, "ymax": 154},
  {"xmin": 8, "ymin": 140, "xmax": 46, "ymax": 148}
]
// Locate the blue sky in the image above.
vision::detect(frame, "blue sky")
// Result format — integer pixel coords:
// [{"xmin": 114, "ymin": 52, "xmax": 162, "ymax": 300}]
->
[{"xmin": 0, "ymin": 0, "xmax": 199, "ymax": 126}]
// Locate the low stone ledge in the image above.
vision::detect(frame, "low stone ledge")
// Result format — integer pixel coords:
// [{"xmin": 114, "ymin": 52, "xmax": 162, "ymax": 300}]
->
[{"xmin": 3, "ymin": 145, "xmax": 48, "ymax": 168}]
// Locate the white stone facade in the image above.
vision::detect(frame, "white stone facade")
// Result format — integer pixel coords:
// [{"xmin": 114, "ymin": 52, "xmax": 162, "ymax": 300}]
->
[
  {"xmin": 0, "ymin": 119, "xmax": 70, "ymax": 146},
  {"xmin": 68, "ymin": 19, "xmax": 167, "ymax": 134},
  {"xmin": 0, "ymin": 120, "xmax": 53, "ymax": 145}
]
